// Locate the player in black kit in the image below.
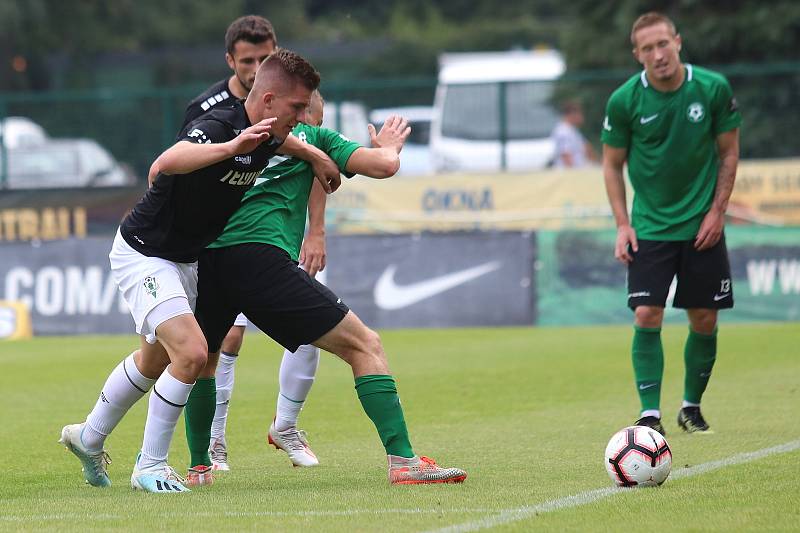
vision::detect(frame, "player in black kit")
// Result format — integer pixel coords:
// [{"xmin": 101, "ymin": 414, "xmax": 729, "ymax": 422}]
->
[
  {"xmin": 59, "ymin": 49, "xmax": 340, "ymax": 494},
  {"xmin": 182, "ymin": 15, "xmax": 276, "ymax": 129}
]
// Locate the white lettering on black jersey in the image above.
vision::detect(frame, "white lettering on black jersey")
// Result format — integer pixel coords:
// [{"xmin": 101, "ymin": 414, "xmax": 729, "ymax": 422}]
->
[{"xmin": 120, "ymin": 101, "xmax": 283, "ymax": 262}]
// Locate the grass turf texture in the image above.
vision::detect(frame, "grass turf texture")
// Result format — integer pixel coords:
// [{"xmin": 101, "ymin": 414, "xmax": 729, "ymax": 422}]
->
[{"xmin": 1, "ymin": 322, "xmax": 798, "ymax": 531}]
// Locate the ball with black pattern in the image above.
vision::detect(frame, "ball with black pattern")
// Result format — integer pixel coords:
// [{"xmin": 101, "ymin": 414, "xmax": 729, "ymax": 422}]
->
[{"xmin": 604, "ymin": 425, "xmax": 672, "ymax": 487}]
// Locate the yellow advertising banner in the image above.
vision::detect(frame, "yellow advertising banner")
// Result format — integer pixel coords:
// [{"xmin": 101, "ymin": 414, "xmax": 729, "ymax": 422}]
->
[
  {"xmin": 327, "ymin": 167, "xmax": 616, "ymax": 233},
  {"xmin": 0, "ymin": 300, "xmax": 33, "ymax": 340},
  {"xmin": 729, "ymin": 159, "xmax": 800, "ymax": 225},
  {"xmin": 328, "ymin": 159, "xmax": 800, "ymax": 234}
]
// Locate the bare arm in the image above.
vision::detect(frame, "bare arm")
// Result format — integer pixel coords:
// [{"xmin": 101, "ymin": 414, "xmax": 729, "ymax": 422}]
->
[
  {"xmin": 278, "ymin": 134, "xmax": 341, "ymax": 193},
  {"xmin": 603, "ymin": 144, "xmax": 637, "ymax": 264},
  {"xmin": 344, "ymin": 115, "xmax": 410, "ymax": 178},
  {"xmin": 152, "ymin": 118, "xmax": 275, "ymax": 176},
  {"xmin": 299, "ymin": 180, "xmax": 327, "ymax": 277},
  {"xmin": 694, "ymin": 128, "xmax": 740, "ymax": 250}
]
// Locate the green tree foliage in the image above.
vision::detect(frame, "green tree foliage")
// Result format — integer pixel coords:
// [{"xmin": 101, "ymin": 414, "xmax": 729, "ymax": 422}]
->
[
  {"xmin": 556, "ymin": 0, "xmax": 800, "ymax": 157},
  {"xmin": 2, "ymin": 0, "xmax": 798, "ymax": 158}
]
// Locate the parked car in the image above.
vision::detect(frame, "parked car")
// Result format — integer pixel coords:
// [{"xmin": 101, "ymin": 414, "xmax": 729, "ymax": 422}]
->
[
  {"xmin": 0, "ymin": 117, "xmax": 135, "ymax": 188},
  {"xmin": 323, "ymin": 101, "xmax": 370, "ymax": 146},
  {"xmin": 370, "ymin": 106, "xmax": 434, "ymax": 175},
  {"xmin": 0, "ymin": 116, "xmax": 47, "ymax": 149},
  {"xmin": 430, "ymin": 49, "xmax": 565, "ymax": 173}
]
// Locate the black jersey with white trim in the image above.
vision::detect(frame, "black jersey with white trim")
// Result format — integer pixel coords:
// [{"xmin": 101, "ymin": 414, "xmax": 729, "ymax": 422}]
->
[
  {"xmin": 120, "ymin": 101, "xmax": 283, "ymax": 263},
  {"xmin": 181, "ymin": 78, "xmax": 239, "ymax": 131}
]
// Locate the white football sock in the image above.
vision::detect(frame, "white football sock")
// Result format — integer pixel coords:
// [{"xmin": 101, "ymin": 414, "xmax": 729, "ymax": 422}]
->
[
  {"xmin": 641, "ymin": 409, "xmax": 661, "ymax": 419},
  {"xmin": 681, "ymin": 400, "xmax": 700, "ymax": 408},
  {"xmin": 83, "ymin": 353, "xmax": 155, "ymax": 450},
  {"xmin": 275, "ymin": 344, "xmax": 320, "ymax": 431},
  {"xmin": 211, "ymin": 352, "xmax": 238, "ymax": 440},
  {"xmin": 138, "ymin": 366, "xmax": 193, "ymax": 470}
]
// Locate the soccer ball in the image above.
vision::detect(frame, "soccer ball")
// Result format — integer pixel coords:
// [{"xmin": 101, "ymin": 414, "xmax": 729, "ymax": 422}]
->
[{"xmin": 604, "ymin": 426, "xmax": 672, "ymax": 487}]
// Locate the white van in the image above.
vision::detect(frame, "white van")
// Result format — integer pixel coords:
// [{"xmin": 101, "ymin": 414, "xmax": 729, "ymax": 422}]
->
[{"xmin": 430, "ymin": 49, "xmax": 565, "ymax": 173}]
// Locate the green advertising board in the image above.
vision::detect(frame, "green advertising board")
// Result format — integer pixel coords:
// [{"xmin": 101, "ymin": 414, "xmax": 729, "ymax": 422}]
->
[{"xmin": 536, "ymin": 226, "xmax": 800, "ymax": 325}]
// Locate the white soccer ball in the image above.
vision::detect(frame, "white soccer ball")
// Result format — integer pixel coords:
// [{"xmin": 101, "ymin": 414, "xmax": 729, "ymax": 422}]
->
[{"xmin": 604, "ymin": 426, "xmax": 672, "ymax": 487}]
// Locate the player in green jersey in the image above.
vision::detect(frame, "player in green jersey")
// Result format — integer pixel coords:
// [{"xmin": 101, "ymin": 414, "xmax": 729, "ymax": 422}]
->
[
  {"xmin": 187, "ymin": 92, "xmax": 343, "ymax": 483},
  {"xmin": 179, "ymin": 17, "xmax": 333, "ymax": 479},
  {"xmin": 601, "ymin": 12, "xmax": 741, "ymax": 435},
  {"xmin": 190, "ymin": 89, "xmax": 467, "ymax": 485}
]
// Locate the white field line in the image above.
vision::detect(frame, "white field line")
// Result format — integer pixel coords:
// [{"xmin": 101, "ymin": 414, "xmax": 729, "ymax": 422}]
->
[
  {"xmin": 425, "ymin": 439, "xmax": 800, "ymax": 533},
  {"xmin": 3, "ymin": 440, "xmax": 798, "ymax": 525}
]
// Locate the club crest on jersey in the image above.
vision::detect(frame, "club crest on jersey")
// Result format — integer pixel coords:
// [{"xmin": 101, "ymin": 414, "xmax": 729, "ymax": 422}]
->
[
  {"xmin": 686, "ymin": 102, "xmax": 705, "ymax": 123},
  {"xmin": 143, "ymin": 276, "xmax": 160, "ymax": 299},
  {"xmin": 235, "ymin": 155, "xmax": 252, "ymax": 165}
]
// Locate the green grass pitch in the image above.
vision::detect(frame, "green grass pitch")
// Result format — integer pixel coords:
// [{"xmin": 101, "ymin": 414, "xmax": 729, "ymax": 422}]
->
[{"xmin": 1, "ymin": 322, "xmax": 798, "ymax": 531}]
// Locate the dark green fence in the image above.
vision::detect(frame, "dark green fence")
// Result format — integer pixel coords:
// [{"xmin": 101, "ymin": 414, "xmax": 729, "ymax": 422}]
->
[{"xmin": 0, "ymin": 62, "xmax": 798, "ymax": 186}]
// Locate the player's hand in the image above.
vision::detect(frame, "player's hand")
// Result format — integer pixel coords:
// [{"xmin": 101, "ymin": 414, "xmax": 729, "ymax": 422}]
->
[
  {"xmin": 695, "ymin": 208, "xmax": 724, "ymax": 250},
  {"xmin": 230, "ymin": 118, "xmax": 276, "ymax": 154},
  {"xmin": 311, "ymin": 154, "xmax": 341, "ymax": 193},
  {"xmin": 615, "ymin": 224, "xmax": 638, "ymax": 264},
  {"xmin": 299, "ymin": 232, "xmax": 326, "ymax": 277},
  {"xmin": 369, "ymin": 115, "xmax": 411, "ymax": 153}
]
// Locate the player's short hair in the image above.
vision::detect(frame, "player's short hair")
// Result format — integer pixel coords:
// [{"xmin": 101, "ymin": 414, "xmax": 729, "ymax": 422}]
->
[
  {"xmin": 257, "ymin": 48, "xmax": 321, "ymax": 92},
  {"xmin": 630, "ymin": 12, "xmax": 677, "ymax": 46},
  {"xmin": 253, "ymin": 48, "xmax": 320, "ymax": 98},
  {"xmin": 225, "ymin": 15, "xmax": 277, "ymax": 54}
]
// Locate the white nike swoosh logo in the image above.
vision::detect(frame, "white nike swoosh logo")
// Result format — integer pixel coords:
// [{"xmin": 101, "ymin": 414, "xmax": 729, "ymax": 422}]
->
[
  {"xmin": 373, "ymin": 261, "xmax": 502, "ymax": 310},
  {"xmin": 639, "ymin": 383, "xmax": 657, "ymax": 390},
  {"xmin": 713, "ymin": 293, "xmax": 731, "ymax": 301},
  {"xmin": 640, "ymin": 114, "xmax": 658, "ymax": 124}
]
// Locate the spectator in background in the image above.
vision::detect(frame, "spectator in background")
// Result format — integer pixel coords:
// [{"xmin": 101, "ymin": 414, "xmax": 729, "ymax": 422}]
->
[{"xmin": 551, "ymin": 100, "xmax": 598, "ymax": 168}]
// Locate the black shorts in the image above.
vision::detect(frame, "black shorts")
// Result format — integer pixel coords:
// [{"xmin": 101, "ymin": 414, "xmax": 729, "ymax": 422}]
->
[
  {"xmin": 195, "ymin": 243, "xmax": 349, "ymax": 353},
  {"xmin": 627, "ymin": 235, "xmax": 733, "ymax": 310}
]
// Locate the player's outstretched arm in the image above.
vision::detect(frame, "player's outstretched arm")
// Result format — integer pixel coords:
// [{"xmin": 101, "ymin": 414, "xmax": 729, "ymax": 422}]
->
[
  {"xmin": 153, "ymin": 118, "xmax": 276, "ymax": 176},
  {"xmin": 603, "ymin": 144, "xmax": 637, "ymax": 264},
  {"xmin": 695, "ymin": 128, "xmax": 740, "ymax": 250},
  {"xmin": 344, "ymin": 115, "xmax": 411, "ymax": 179},
  {"xmin": 278, "ymin": 135, "xmax": 341, "ymax": 193}
]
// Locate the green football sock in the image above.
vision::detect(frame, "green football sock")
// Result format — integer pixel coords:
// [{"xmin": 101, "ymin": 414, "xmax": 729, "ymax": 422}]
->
[
  {"xmin": 632, "ymin": 326, "xmax": 664, "ymax": 414},
  {"xmin": 683, "ymin": 327, "xmax": 717, "ymax": 404},
  {"xmin": 354, "ymin": 375, "xmax": 414, "ymax": 458},
  {"xmin": 184, "ymin": 377, "xmax": 216, "ymax": 468}
]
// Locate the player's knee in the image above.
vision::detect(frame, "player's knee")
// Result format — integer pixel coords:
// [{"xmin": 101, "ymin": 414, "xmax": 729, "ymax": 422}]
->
[
  {"xmin": 689, "ymin": 310, "xmax": 717, "ymax": 334},
  {"xmin": 356, "ymin": 328, "xmax": 388, "ymax": 371},
  {"xmin": 174, "ymin": 340, "xmax": 209, "ymax": 377},
  {"xmin": 359, "ymin": 327, "xmax": 384, "ymax": 357},
  {"xmin": 634, "ymin": 306, "xmax": 663, "ymax": 328}
]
